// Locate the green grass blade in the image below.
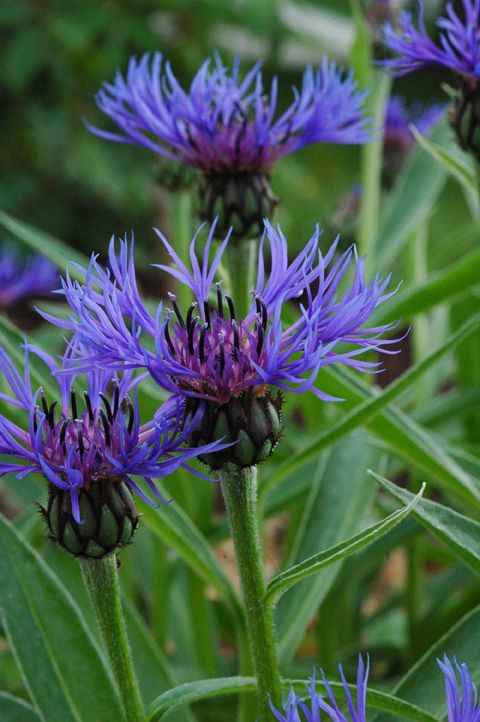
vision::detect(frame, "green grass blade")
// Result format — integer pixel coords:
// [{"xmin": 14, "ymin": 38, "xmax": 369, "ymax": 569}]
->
[{"xmin": 0, "ymin": 210, "xmax": 89, "ymax": 281}]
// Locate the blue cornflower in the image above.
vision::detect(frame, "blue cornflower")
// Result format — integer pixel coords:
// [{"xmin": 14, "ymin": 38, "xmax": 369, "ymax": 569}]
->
[
  {"xmin": 0, "ymin": 342, "xmax": 221, "ymax": 556},
  {"xmin": 87, "ymin": 53, "xmax": 372, "ymax": 237},
  {"xmin": 44, "ymin": 221, "xmax": 398, "ymax": 468},
  {"xmin": 269, "ymin": 657, "xmax": 369, "ymax": 721},
  {"xmin": 382, "ymin": 1, "xmax": 480, "ymax": 158},
  {"xmin": 383, "ymin": 1, "xmax": 480, "ymax": 80},
  {"xmin": 439, "ymin": 655, "xmax": 480, "ymax": 722},
  {"xmin": 0, "ymin": 247, "xmax": 58, "ymax": 308},
  {"xmin": 88, "ymin": 53, "xmax": 372, "ymax": 173}
]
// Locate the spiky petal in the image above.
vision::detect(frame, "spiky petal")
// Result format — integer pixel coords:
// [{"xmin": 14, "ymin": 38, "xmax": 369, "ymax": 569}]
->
[
  {"xmin": 87, "ymin": 53, "xmax": 372, "ymax": 175},
  {"xmin": 269, "ymin": 656, "xmax": 369, "ymax": 722},
  {"xmin": 44, "ymin": 222, "xmax": 399, "ymax": 406},
  {"xmin": 438, "ymin": 655, "xmax": 480, "ymax": 722},
  {"xmin": 382, "ymin": 1, "xmax": 480, "ymax": 80}
]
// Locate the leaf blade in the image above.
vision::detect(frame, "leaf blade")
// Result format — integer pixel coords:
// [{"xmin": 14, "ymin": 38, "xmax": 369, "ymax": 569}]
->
[
  {"xmin": 0, "ymin": 514, "xmax": 125, "ymax": 722},
  {"xmin": 265, "ymin": 484, "xmax": 424, "ymax": 604}
]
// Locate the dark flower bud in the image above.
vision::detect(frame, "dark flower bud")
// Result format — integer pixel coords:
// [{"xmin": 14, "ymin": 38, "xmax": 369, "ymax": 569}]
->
[
  {"xmin": 185, "ymin": 386, "xmax": 283, "ymax": 470},
  {"xmin": 41, "ymin": 477, "xmax": 139, "ymax": 559},
  {"xmin": 449, "ymin": 82, "xmax": 480, "ymax": 161},
  {"xmin": 199, "ymin": 172, "xmax": 278, "ymax": 241}
]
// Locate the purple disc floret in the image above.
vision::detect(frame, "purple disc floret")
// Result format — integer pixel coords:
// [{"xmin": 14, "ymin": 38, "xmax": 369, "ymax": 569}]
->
[
  {"xmin": 45, "ymin": 221, "xmax": 399, "ymax": 406},
  {"xmin": 87, "ymin": 53, "xmax": 372, "ymax": 174}
]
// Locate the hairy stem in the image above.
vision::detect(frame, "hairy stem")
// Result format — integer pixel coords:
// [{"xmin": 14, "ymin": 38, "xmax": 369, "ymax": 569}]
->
[
  {"xmin": 220, "ymin": 464, "xmax": 282, "ymax": 721},
  {"xmin": 81, "ymin": 555, "xmax": 145, "ymax": 722}
]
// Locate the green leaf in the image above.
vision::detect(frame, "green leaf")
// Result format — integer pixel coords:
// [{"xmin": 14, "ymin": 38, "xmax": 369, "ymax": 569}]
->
[
  {"xmin": 139, "ymin": 493, "xmax": 242, "ymax": 616},
  {"xmin": 0, "ymin": 693, "xmax": 40, "ymax": 722},
  {"xmin": 372, "ymin": 472, "xmax": 480, "ymax": 575},
  {"xmin": 0, "ymin": 210, "xmax": 89, "ymax": 282},
  {"xmin": 265, "ymin": 483, "xmax": 425, "ymax": 605},
  {"xmin": 146, "ymin": 676, "xmax": 439, "ymax": 722},
  {"xmin": 147, "ymin": 677, "xmax": 256, "ymax": 721},
  {"xmin": 374, "ymin": 604, "xmax": 480, "ymax": 721},
  {"xmin": 376, "ymin": 121, "xmax": 450, "ymax": 273},
  {"xmin": 123, "ymin": 597, "xmax": 177, "ymax": 707},
  {"xmin": 275, "ymin": 437, "xmax": 378, "ymax": 664},
  {"xmin": 372, "ymin": 244, "xmax": 480, "ymax": 325},
  {"xmin": 357, "ymin": 71, "xmax": 391, "ymax": 261},
  {"xmin": 0, "ymin": 514, "xmax": 125, "ymax": 722},
  {"xmin": 349, "ymin": 0, "xmax": 372, "ymax": 89},
  {"xmin": 262, "ymin": 320, "xmax": 480, "ymax": 509},
  {"xmin": 409, "ymin": 124, "xmax": 479, "ymax": 216}
]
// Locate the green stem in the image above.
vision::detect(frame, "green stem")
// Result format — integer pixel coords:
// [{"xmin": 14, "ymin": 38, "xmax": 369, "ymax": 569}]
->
[
  {"xmin": 81, "ymin": 556, "xmax": 145, "ymax": 722},
  {"xmin": 170, "ymin": 190, "xmax": 194, "ymax": 311},
  {"xmin": 225, "ymin": 239, "xmax": 257, "ymax": 319},
  {"xmin": 220, "ymin": 465, "xmax": 282, "ymax": 721},
  {"xmin": 237, "ymin": 616, "xmax": 257, "ymax": 722},
  {"xmin": 357, "ymin": 71, "xmax": 391, "ymax": 268}
]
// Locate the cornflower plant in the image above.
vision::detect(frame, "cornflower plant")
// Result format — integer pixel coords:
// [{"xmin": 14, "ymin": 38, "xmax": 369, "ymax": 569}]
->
[
  {"xmin": 1, "ymin": 4, "xmax": 480, "ymax": 722},
  {"xmin": 382, "ymin": 0, "xmax": 480, "ymax": 159},
  {"xmin": 0, "ymin": 341, "xmax": 223, "ymax": 722},
  {"xmin": 43, "ymin": 218, "xmax": 399, "ymax": 718},
  {"xmin": 87, "ymin": 53, "xmax": 372, "ymax": 239}
]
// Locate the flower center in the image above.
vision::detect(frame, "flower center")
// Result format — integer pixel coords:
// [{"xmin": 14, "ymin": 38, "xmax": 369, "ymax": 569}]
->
[
  {"xmin": 36, "ymin": 387, "xmax": 134, "ymax": 485},
  {"xmin": 164, "ymin": 285, "xmax": 269, "ymax": 403}
]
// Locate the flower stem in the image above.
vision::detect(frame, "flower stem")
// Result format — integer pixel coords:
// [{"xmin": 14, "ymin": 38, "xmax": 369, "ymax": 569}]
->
[
  {"xmin": 220, "ymin": 464, "xmax": 282, "ymax": 720},
  {"xmin": 358, "ymin": 70, "xmax": 391, "ymax": 270},
  {"xmin": 81, "ymin": 555, "xmax": 145, "ymax": 722},
  {"xmin": 225, "ymin": 239, "xmax": 257, "ymax": 319}
]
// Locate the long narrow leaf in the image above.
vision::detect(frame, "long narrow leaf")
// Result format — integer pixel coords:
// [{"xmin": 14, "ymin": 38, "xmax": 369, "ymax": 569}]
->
[
  {"xmin": 0, "ymin": 514, "xmax": 124, "ymax": 722},
  {"xmin": 0, "ymin": 210, "xmax": 89, "ymax": 281},
  {"xmin": 265, "ymin": 484, "xmax": 424, "ymax": 605},
  {"xmin": 146, "ymin": 676, "xmax": 439, "ymax": 722},
  {"xmin": 371, "ymin": 472, "xmax": 480, "ymax": 574}
]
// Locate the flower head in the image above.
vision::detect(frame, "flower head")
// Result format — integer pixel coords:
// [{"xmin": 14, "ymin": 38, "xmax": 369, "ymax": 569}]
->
[
  {"xmin": 269, "ymin": 656, "xmax": 369, "ymax": 722},
  {"xmin": 0, "ymin": 247, "xmax": 58, "ymax": 308},
  {"xmin": 382, "ymin": 0, "xmax": 480, "ymax": 80},
  {"xmin": 44, "ymin": 222, "xmax": 398, "ymax": 468},
  {"xmin": 89, "ymin": 53, "xmax": 372, "ymax": 174},
  {"xmin": 0, "ymin": 341, "xmax": 221, "ymax": 555},
  {"xmin": 87, "ymin": 53, "xmax": 372, "ymax": 238},
  {"xmin": 438, "ymin": 655, "xmax": 480, "ymax": 722},
  {"xmin": 48, "ymin": 222, "xmax": 398, "ymax": 403}
]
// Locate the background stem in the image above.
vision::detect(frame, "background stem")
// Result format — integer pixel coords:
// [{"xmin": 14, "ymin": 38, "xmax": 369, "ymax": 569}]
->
[
  {"xmin": 220, "ymin": 464, "xmax": 282, "ymax": 721},
  {"xmin": 81, "ymin": 555, "xmax": 145, "ymax": 722}
]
